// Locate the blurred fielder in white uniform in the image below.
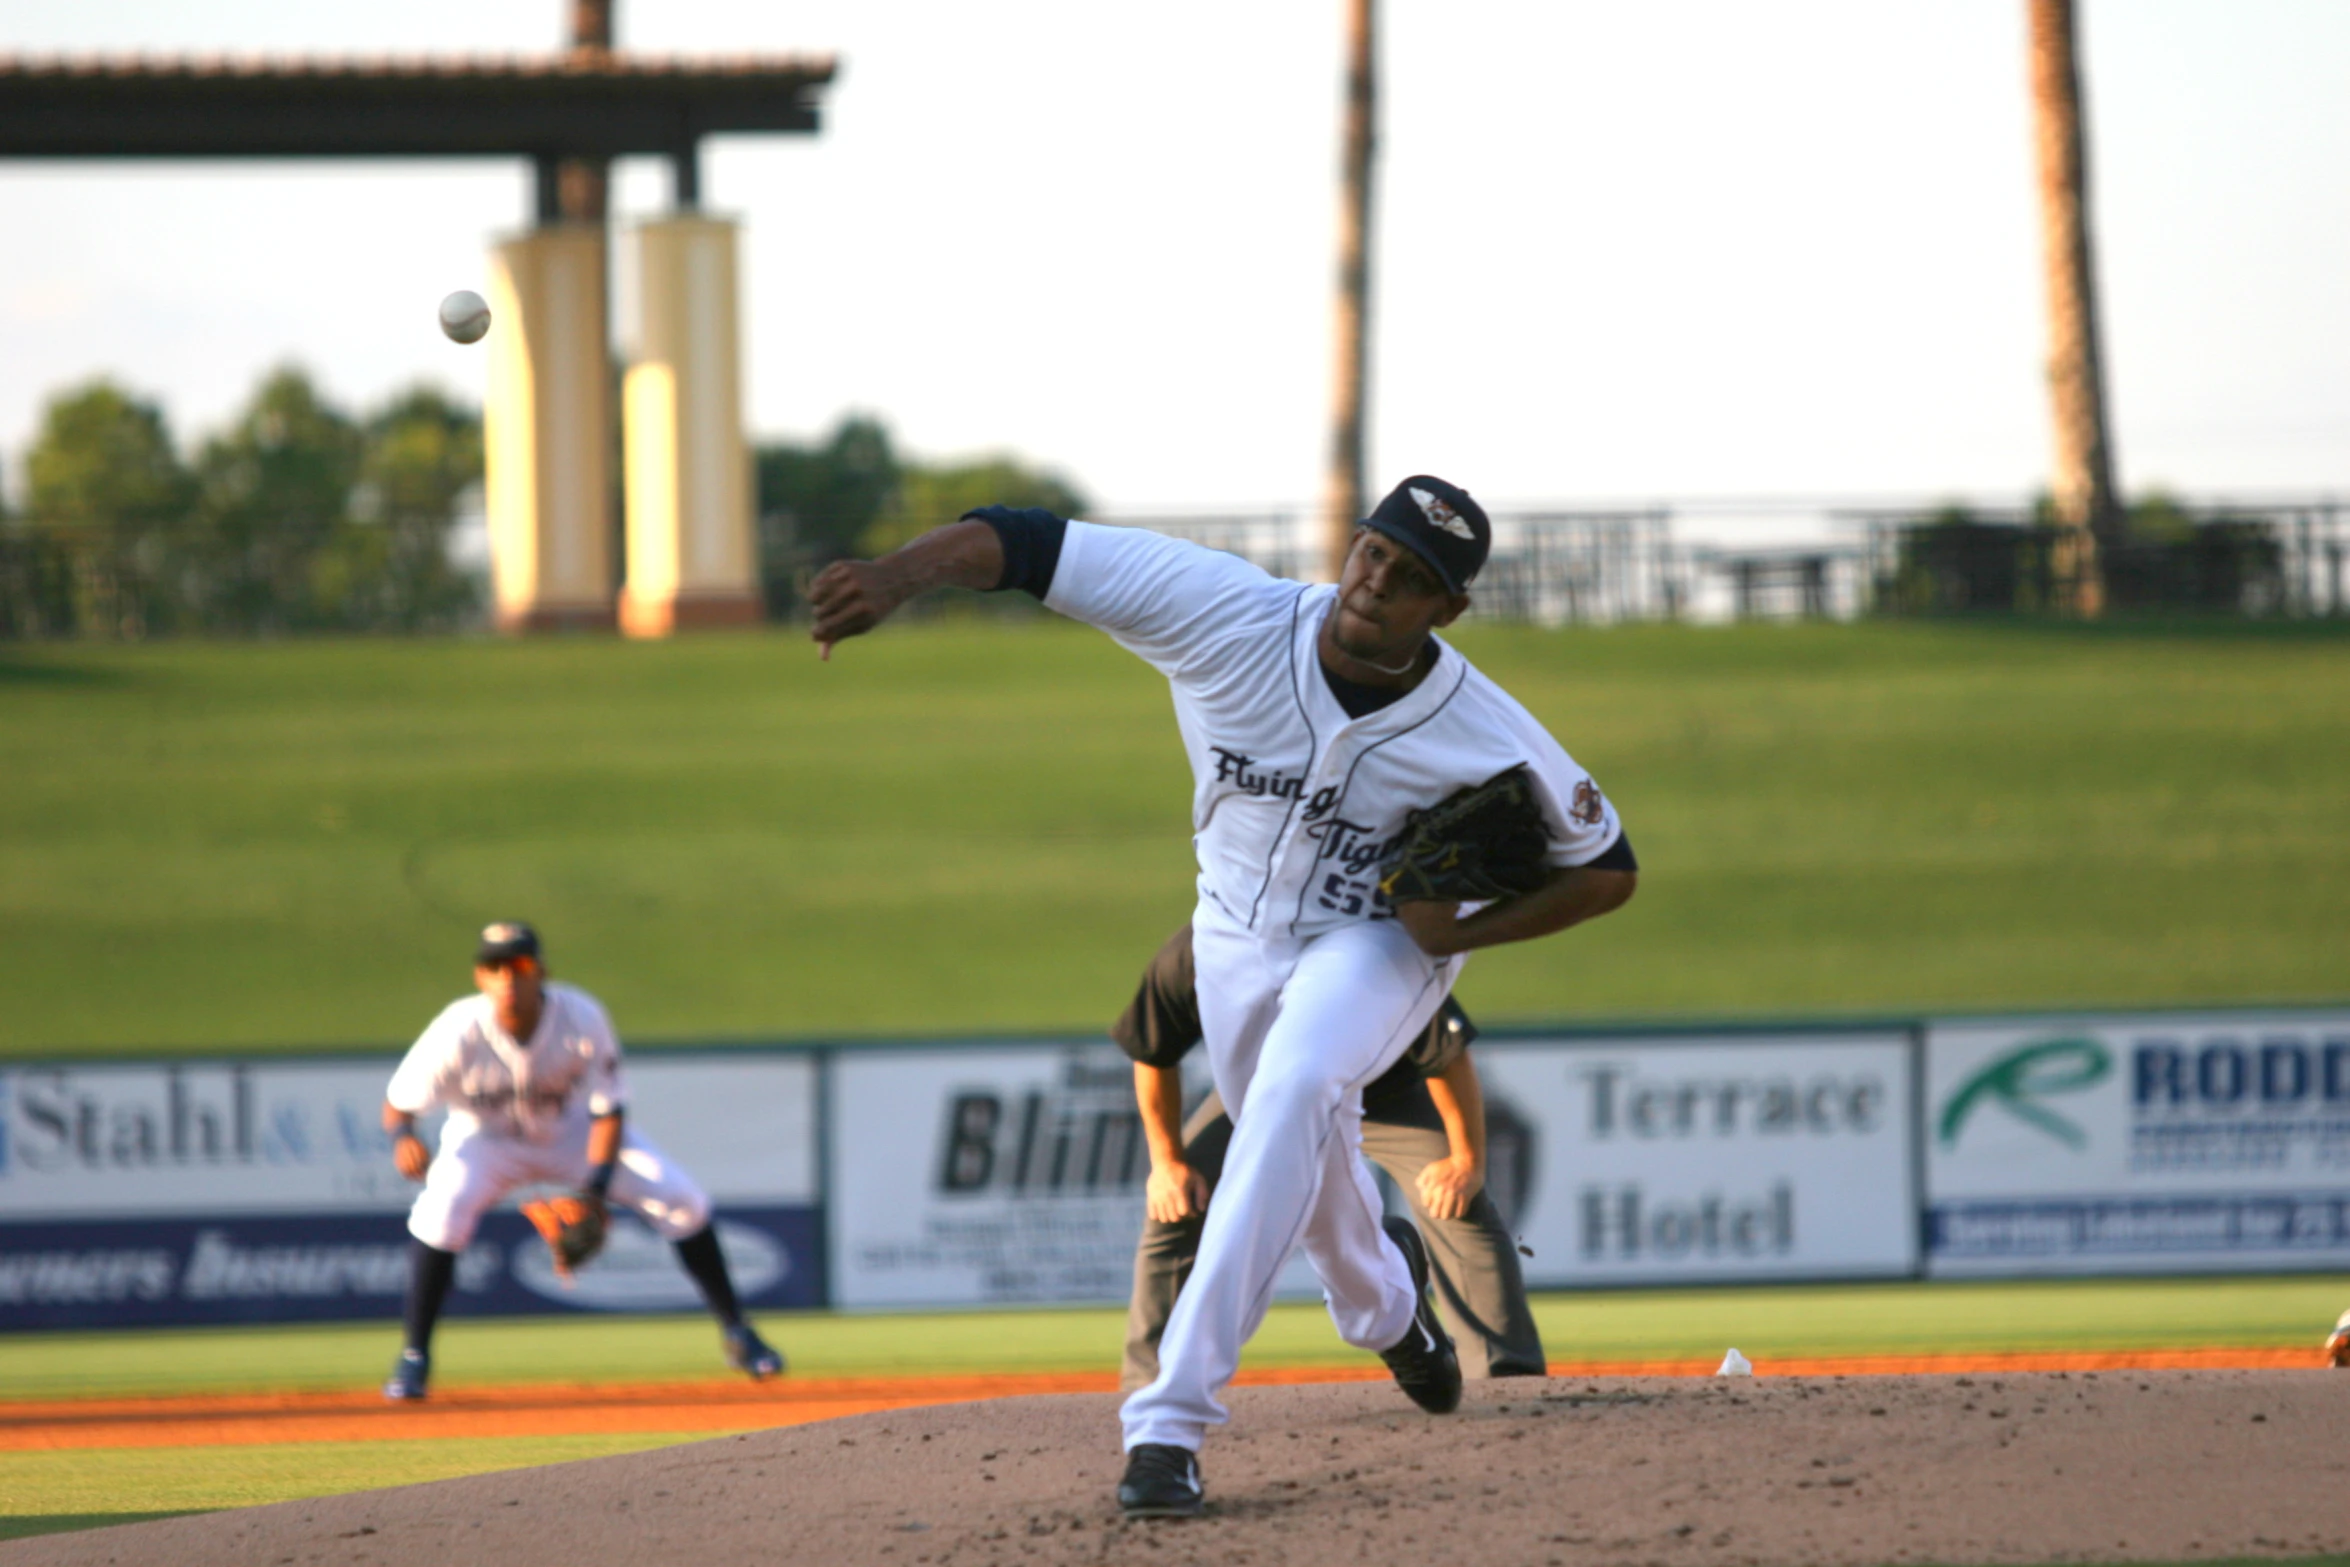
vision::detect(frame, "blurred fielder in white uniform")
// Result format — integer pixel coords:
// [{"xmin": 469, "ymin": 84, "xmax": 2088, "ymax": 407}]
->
[
  {"xmin": 809, "ymin": 475, "xmax": 1638, "ymax": 1516},
  {"xmin": 379, "ymin": 921, "xmax": 784, "ymax": 1399}
]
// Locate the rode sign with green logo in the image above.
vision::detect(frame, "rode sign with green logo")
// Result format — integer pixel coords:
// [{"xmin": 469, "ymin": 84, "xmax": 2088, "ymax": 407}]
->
[{"xmin": 1925, "ymin": 1015, "xmax": 2350, "ymax": 1277}]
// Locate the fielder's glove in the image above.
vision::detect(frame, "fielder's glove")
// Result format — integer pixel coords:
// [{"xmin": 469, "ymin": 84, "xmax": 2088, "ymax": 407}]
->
[
  {"xmin": 1377, "ymin": 765, "xmax": 1553, "ymax": 905},
  {"xmin": 521, "ymin": 1193, "xmax": 609, "ymax": 1284}
]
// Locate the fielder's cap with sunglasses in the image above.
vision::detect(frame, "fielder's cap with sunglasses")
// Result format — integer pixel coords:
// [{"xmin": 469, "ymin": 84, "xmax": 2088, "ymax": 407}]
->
[
  {"xmin": 475, "ymin": 922, "xmax": 542, "ymax": 969},
  {"xmin": 1360, "ymin": 475, "xmax": 1492, "ymax": 596}
]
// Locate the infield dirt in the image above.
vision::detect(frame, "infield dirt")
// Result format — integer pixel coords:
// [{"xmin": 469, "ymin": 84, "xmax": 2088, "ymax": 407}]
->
[{"xmin": 8, "ymin": 1368, "xmax": 2345, "ymax": 1567}]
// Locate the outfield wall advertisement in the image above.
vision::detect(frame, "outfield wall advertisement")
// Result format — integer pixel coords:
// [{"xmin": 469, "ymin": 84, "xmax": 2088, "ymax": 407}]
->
[
  {"xmin": 6, "ymin": 1004, "xmax": 2346, "ymax": 1328},
  {"xmin": 825, "ymin": 1043, "xmax": 1158, "ymax": 1309},
  {"xmin": 0, "ymin": 1055, "xmax": 823, "ymax": 1329},
  {"xmin": 1475, "ymin": 1033, "xmax": 1917, "ymax": 1287},
  {"xmin": 822, "ymin": 1031, "xmax": 1919, "ymax": 1308},
  {"xmin": 1924, "ymin": 1012, "xmax": 2350, "ymax": 1276}
]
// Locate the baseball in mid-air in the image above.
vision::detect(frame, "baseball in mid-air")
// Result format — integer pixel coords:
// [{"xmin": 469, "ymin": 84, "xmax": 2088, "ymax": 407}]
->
[{"xmin": 438, "ymin": 290, "xmax": 492, "ymax": 345}]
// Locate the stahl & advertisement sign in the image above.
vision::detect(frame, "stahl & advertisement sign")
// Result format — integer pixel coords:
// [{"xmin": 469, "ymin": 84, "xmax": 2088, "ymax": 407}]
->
[{"xmin": 0, "ymin": 1054, "xmax": 822, "ymax": 1328}]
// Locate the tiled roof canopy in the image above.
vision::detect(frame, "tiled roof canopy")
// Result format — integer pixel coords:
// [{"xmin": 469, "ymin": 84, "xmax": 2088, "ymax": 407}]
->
[{"xmin": 0, "ymin": 53, "xmax": 837, "ymax": 157}]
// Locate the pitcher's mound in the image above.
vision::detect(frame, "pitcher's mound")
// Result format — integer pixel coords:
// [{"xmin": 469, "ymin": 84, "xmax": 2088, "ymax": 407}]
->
[{"xmin": 13, "ymin": 1370, "xmax": 2348, "ymax": 1566}]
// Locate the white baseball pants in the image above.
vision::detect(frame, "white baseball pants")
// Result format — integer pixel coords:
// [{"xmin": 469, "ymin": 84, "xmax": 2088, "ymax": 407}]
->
[
  {"xmin": 406, "ymin": 1115, "xmax": 711, "ymax": 1253},
  {"xmin": 1119, "ymin": 898, "xmax": 1459, "ymax": 1452}
]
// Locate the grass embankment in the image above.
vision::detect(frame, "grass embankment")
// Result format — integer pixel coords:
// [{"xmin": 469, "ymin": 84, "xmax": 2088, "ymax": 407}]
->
[{"xmin": 3, "ymin": 618, "xmax": 2346, "ymax": 1055}]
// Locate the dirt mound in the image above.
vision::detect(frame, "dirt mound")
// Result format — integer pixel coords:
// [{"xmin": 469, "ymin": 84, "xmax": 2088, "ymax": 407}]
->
[{"xmin": 9, "ymin": 1370, "xmax": 2346, "ymax": 1566}]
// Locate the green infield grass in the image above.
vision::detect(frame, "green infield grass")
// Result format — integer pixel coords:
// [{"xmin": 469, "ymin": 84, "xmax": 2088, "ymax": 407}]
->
[
  {"xmin": 3, "ymin": 1274, "xmax": 2341, "ymax": 1400},
  {"xmin": 2, "ymin": 617, "xmax": 2345, "ymax": 1056}
]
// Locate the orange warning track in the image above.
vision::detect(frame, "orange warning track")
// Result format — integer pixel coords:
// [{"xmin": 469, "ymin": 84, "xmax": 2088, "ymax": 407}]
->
[{"xmin": 0, "ymin": 1348, "xmax": 2315, "ymax": 1453}]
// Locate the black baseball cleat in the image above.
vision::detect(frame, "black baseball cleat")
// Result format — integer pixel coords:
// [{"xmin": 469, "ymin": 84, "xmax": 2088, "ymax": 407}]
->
[
  {"xmin": 1117, "ymin": 1443, "xmax": 1204, "ymax": 1518},
  {"xmin": 382, "ymin": 1348, "xmax": 430, "ymax": 1402},
  {"xmin": 1377, "ymin": 1216, "xmax": 1462, "ymax": 1414},
  {"xmin": 723, "ymin": 1322, "xmax": 786, "ymax": 1379}
]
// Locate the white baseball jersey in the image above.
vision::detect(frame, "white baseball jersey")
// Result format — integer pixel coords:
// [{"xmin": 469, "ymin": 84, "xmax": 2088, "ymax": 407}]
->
[
  {"xmin": 1044, "ymin": 522, "xmax": 1623, "ymax": 938},
  {"xmin": 385, "ymin": 981, "xmax": 626, "ymax": 1145}
]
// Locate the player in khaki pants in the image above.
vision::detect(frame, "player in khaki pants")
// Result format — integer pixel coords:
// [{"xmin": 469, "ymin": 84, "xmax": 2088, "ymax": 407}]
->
[{"xmin": 1116, "ymin": 925, "xmax": 1545, "ymax": 1389}]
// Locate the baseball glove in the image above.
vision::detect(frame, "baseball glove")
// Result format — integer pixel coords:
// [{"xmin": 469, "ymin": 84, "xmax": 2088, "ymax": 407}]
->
[
  {"xmin": 521, "ymin": 1193, "xmax": 608, "ymax": 1283},
  {"xmin": 1377, "ymin": 765, "xmax": 1553, "ymax": 905}
]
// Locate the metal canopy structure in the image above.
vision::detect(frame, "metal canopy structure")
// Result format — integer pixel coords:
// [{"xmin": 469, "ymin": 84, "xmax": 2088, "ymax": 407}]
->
[
  {"xmin": 0, "ymin": 24, "xmax": 833, "ymax": 634},
  {"xmin": 0, "ymin": 53, "xmax": 836, "ymax": 207}
]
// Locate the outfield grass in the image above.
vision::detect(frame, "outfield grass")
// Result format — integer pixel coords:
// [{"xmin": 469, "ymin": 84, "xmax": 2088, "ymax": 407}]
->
[
  {"xmin": 2, "ymin": 618, "xmax": 2345, "ymax": 1056},
  {"xmin": 2, "ymin": 1275, "xmax": 2341, "ymax": 1400}
]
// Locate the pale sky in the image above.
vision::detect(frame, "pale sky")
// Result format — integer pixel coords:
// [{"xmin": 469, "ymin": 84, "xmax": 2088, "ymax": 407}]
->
[{"xmin": 1, "ymin": 0, "xmax": 2344, "ymax": 525}]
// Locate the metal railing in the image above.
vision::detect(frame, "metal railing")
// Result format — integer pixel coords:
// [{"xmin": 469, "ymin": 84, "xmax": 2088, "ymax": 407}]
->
[
  {"xmin": 1848, "ymin": 499, "xmax": 2348, "ymax": 618},
  {"xmin": 1107, "ymin": 508, "xmax": 1689, "ymax": 626},
  {"xmin": 1118, "ymin": 497, "xmax": 2349, "ymax": 625}
]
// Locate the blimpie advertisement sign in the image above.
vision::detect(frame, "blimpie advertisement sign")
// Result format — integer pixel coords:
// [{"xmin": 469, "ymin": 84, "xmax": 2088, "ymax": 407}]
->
[{"xmin": 827, "ymin": 1043, "xmax": 1159, "ymax": 1308}]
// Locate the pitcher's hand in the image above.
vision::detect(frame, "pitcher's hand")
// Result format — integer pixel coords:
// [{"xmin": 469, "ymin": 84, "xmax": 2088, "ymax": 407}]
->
[{"xmin": 809, "ymin": 559, "xmax": 908, "ymax": 657}]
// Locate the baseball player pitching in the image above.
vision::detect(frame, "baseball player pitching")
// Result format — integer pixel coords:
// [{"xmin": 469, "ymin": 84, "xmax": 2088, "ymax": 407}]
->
[
  {"xmin": 810, "ymin": 475, "xmax": 1636, "ymax": 1517},
  {"xmin": 378, "ymin": 922, "xmax": 785, "ymax": 1400},
  {"xmin": 1116, "ymin": 922, "xmax": 1548, "ymax": 1389}
]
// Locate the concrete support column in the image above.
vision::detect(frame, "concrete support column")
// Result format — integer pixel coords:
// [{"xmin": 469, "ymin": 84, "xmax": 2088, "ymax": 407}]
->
[
  {"xmin": 484, "ymin": 224, "xmax": 615, "ymax": 631},
  {"xmin": 619, "ymin": 215, "xmax": 759, "ymax": 637}
]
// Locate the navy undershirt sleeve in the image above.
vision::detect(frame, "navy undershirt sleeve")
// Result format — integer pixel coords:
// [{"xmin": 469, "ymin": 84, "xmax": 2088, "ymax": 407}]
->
[
  {"xmin": 1581, "ymin": 829, "xmax": 1639, "ymax": 873},
  {"xmin": 963, "ymin": 506, "xmax": 1068, "ymax": 599}
]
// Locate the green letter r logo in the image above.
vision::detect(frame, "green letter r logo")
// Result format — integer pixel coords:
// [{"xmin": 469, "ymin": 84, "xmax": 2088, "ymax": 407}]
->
[{"xmin": 1938, "ymin": 1036, "xmax": 2111, "ymax": 1151}]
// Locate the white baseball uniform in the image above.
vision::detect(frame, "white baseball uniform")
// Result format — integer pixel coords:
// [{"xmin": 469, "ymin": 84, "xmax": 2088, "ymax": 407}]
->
[
  {"xmin": 386, "ymin": 981, "xmax": 710, "ymax": 1252},
  {"xmin": 1036, "ymin": 522, "xmax": 1622, "ymax": 1453}
]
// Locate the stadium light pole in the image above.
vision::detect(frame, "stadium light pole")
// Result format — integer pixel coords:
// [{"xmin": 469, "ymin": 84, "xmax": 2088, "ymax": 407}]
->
[
  {"xmin": 2027, "ymin": 0, "xmax": 2118, "ymax": 617},
  {"xmin": 1321, "ymin": 0, "xmax": 1377, "ymax": 583}
]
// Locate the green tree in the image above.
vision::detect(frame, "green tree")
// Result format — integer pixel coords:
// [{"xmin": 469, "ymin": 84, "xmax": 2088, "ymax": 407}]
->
[
  {"xmin": 753, "ymin": 416, "xmax": 900, "ymax": 618},
  {"xmin": 334, "ymin": 388, "xmax": 484, "ymax": 631},
  {"xmin": 192, "ymin": 367, "xmax": 363, "ymax": 632},
  {"xmin": 752, "ymin": 416, "xmax": 1089, "ymax": 616},
  {"xmin": 866, "ymin": 457, "xmax": 1088, "ymax": 557},
  {"xmin": 23, "ymin": 381, "xmax": 197, "ymax": 637},
  {"xmin": 755, "ymin": 415, "xmax": 900, "ymax": 563}
]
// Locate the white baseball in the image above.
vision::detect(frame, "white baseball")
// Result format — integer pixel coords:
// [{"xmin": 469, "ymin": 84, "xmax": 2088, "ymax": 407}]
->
[{"xmin": 438, "ymin": 290, "xmax": 492, "ymax": 345}]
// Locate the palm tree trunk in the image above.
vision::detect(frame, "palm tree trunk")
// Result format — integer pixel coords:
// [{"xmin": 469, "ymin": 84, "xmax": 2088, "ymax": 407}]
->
[
  {"xmin": 559, "ymin": 0, "xmax": 614, "ymax": 222},
  {"xmin": 1322, "ymin": 0, "xmax": 1376, "ymax": 582},
  {"xmin": 2027, "ymin": 0, "xmax": 2117, "ymax": 616}
]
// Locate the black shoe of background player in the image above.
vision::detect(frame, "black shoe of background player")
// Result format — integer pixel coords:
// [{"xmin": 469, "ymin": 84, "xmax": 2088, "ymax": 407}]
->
[
  {"xmin": 382, "ymin": 1348, "xmax": 429, "ymax": 1402},
  {"xmin": 1118, "ymin": 1443, "xmax": 1204, "ymax": 1518},
  {"xmin": 1377, "ymin": 1216, "xmax": 1462, "ymax": 1414},
  {"xmin": 723, "ymin": 1321, "xmax": 785, "ymax": 1380}
]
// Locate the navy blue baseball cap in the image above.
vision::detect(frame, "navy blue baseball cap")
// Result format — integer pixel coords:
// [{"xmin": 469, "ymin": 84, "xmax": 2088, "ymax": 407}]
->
[
  {"xmin": 1360, "ymin": 475, "xmax": 1491, "ymax": 594},
  {"xmin": 475, "ymin": 921, "xmax": 542, "ymax": 967}
]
